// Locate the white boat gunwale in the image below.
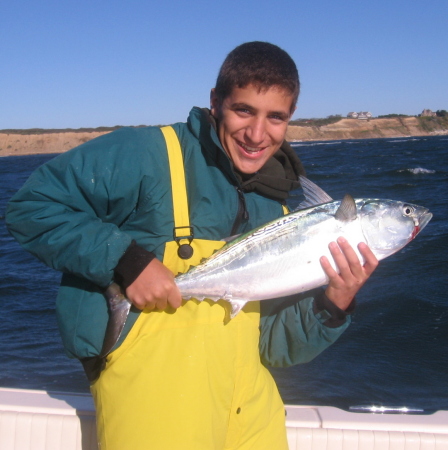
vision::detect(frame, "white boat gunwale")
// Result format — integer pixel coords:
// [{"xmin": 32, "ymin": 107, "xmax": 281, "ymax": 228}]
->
[{"xmin": 1, "ymin": 387, "xmax": 447, "ymax": 449}]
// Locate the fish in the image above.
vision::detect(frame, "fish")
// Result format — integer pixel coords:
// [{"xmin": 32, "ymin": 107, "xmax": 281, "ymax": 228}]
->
[
  {"xmin": 102, "ymin": 176, "xmax": 432, "ymax": 355},
  {"xmin": 175, "ymin": 176, "xmax": 432, "ymax": 316},
  {"xmin": 85, "ymin": 283, "xmax": 132, "ymax": 381},
  {"xmin": 101, "ymin": 283, "xmax": 133, "ymax": 357}
]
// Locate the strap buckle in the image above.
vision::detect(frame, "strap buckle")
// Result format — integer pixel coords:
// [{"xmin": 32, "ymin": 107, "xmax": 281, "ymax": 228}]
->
[
  {"xmin": 173, "ymin": 226, "xmax": 194, "ymax": 260},
  {"xmin": 173, "ymin": 225, "xmax": 194, "ymax": 243}
]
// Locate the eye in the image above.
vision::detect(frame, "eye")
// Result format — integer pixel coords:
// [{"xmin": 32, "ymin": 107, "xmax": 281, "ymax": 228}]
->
[
  {"xmin": 402, "ymin": 205, "xmax": 415, "ymax": 216},
  {"xmin": 269, "ymin": 113, "xmax": 288, "ymax": 123}
]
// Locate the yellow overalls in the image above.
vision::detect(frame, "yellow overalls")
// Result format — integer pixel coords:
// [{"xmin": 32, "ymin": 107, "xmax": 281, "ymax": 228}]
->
[{"xmin": 91, "ymin": 127, "xmax": 288, "ymax": 450}]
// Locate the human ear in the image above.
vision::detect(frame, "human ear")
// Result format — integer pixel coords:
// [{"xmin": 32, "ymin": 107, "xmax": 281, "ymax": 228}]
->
[
  {"xmin": 210, "ymin": 88, "xmax": 220, "ymax": 118},
  {"xmin": 289, "ymin": 105, "xmax": 297, "ymax": 120}
]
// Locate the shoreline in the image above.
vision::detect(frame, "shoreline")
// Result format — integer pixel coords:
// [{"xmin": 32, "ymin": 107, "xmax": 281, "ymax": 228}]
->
[
  {"xmin": 285, "ymin": 116, "xmax": 448, "ymax": 142},
  {"xmin": 0, "ymin": 131, "xmax": 110, "ymax": 157},
  {"xmin": 1, "ymin": 117, "xmax": 447, "ymax": 157}
]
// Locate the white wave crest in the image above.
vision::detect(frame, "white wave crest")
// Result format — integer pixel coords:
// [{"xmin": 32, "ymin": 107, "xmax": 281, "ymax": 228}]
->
[
  {"xmin": 291, "ymin": 141, "xmax": 342, "ymax": 147},
  {"xmin": 400, "ymin": 167, "xmax": 436, "ymax": 174},
  {"xmin": 387, "ymin": 138, "xmax": 418, "ymax": 143}
]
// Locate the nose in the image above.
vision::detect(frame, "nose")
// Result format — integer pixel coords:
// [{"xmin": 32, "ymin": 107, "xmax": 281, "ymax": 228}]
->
[{"xmin": 245, "ymin": 117, "xmax": 266, "ymax": 144}]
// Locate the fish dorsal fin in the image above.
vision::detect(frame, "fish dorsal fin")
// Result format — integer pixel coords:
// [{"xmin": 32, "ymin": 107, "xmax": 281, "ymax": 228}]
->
[
  {"xmin": 335, "ymin": 194, "xmax": 357, "ymax": 221},
  {"xmin": 296, "ymin": 175, "xmax": 334, "ymax": 210}
]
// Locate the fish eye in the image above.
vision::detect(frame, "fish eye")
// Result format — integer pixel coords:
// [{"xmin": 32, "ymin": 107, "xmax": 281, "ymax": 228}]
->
[{"xmin": 402, "ymin": 205, "xmax": 415, "ymax": 216}]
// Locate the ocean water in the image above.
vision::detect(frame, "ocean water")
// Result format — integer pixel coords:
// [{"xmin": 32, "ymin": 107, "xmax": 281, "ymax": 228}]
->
[{"xmin": 1, "ymin": 135, "xmax": 447, "ymax": 412}]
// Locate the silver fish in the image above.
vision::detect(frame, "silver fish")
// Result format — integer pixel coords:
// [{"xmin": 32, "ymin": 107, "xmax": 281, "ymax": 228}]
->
[
  {"xmin": 103, "ymin": 176, "xmax": 432, "ymax": 352},
  {"xmin": 175, "ymin": 176, "xmax": 432, "ymax": 317},
  {"xmin": 101, "ymin": 282, "xmax": 132, "ymax": 357}
]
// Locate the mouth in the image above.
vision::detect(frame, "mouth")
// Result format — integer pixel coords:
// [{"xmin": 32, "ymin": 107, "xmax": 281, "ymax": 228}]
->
[
  {"xmin": 411, "ymin": 225, "xmax": 420, "ymax": 240},
  {"xmin": 418, "ymin": 211, "xmax": 433, "ymax": 231},
  {"xmin": 411, "ymin": 211, "xmax": 433, "ymax": 240},
  {"xmin": 238, "ymin": 141, "xmax": 266, "ymax": 156}
]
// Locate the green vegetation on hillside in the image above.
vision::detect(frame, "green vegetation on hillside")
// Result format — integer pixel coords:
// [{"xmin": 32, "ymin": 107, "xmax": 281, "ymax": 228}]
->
[
  {"xmin": 377, "ymin": 114, "xmax": 414, "ymax": 118},
  {"xmin": 289, "ymin": 115, "xmax": 343, "ymax": 127},
  {"xmin": 0, "ymin": 126, "xmax": 124, "ymax": 135},
  {"xmin": 0, "ymin": 125, "xmax": 163, "ymax": 135},
  {"xmin": 417, "ymin": 115, "xmax": 448, "ymax": 132}
]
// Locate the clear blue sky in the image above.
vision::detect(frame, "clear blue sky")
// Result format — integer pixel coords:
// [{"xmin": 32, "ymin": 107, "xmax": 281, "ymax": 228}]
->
[{"xmin": 2, "ymin": 0, "xmax": 447, "ymax": 129}]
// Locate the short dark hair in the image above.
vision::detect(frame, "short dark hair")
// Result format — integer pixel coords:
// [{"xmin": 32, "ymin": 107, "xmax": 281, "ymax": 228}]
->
[{"xmin": 214, "ymin": 41, "xmax": 300, "ymax": 113}]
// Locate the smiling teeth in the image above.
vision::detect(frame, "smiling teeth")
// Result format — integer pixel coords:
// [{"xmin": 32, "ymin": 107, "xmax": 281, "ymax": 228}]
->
[{"xmin": 241, "ymin": 143, "xmax": 262, "ymax": 153}]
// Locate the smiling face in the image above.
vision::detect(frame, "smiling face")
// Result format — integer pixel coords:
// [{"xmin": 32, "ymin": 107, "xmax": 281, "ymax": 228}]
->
[{"xmin": 210, "ymin": 84, "xmax": 295, "ymax": 174}]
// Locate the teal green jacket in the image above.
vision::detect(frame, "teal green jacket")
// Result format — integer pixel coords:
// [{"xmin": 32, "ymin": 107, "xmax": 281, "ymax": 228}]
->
[{"xmin": 6, "ymin": 107, "xmax": 351, "ymax": 364}]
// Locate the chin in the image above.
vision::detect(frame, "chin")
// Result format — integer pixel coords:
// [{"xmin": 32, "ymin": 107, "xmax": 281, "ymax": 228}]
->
[{"xmin": 236, "ymin": 162, "xmax": 264, "ymax": 174}]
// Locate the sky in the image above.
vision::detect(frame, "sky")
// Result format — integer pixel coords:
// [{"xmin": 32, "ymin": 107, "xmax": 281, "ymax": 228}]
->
[{"xmin": 2, "ymin": 0, "xmax": 447, "ymax": 129}]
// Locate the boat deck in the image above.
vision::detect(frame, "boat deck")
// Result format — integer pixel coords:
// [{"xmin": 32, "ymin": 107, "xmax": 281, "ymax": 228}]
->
[{"xmin": 1, "ymin": 387, "xmax": 447, "ymax": 449}]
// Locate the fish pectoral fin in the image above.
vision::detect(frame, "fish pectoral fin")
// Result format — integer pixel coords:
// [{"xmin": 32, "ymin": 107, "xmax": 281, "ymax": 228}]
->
[
  {"xmin": 228, "ymin": 299, "xmax": 247, "ymax": 318},
  {"xmin": 296, "ymin": 175, "xmax": 334, "ymax": 209}
]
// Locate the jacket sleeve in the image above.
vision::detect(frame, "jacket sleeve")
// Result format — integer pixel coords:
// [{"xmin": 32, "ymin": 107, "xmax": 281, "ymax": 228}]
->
[
  {"xmin": 5, "ymin": 128, "xmax": 157, "ymax": 288},
  {"xmin": 259, "ymin": 288, "xmax": 354, "ymax": 367}
]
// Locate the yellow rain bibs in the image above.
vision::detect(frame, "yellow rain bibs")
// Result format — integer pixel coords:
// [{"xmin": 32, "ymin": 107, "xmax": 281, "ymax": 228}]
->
[{"xmin": 91, "ymin": 127, "xmax": 288, "ymax": 450}]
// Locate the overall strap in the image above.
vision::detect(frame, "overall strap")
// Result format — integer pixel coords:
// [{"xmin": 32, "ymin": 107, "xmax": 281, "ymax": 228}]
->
[
  {"xmin": 160, "ymin": 126, "xmax": 194, "ymax": 259},
  {"xmin": 81, "ymin": 126, "xmax": 210, "ymax": 381}
]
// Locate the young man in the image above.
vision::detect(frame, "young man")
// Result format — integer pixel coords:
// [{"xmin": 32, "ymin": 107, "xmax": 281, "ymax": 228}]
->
[{"xmin": 6, "ymin": 42, "xmax": 377, "ymax": 449}]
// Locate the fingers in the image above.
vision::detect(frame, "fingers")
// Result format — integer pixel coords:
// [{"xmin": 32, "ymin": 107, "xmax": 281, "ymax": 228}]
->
[
  {"xmin": 321, "ymin": 238, "xmax": 362, "ymax": 285},
  {"xmin": 321, "ymin": 237, "xmax": 379, "ymax": 310},
  {"xmin": 330, "ymin": 237, "xmax": 378, "ymax": 278},
  {"xmin": 125, "ymin": 259, "xmax": 183, "ymax": 311},
  {"xmin": 358, "ymin": 241, "xmax": 379, "ymax": 275},
  {"xmin": 335, "ymin": 238, "xmax": 363, "ymax": 276}
]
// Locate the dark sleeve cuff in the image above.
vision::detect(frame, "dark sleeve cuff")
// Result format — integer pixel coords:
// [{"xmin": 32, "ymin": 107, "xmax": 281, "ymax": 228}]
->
[
  {"xmin": 313, "ymin": 288, "xmax": 356, "ymax": 328},
  {"xmin": 114, "ymin": 240, "xmax": 156, "ymax": 289}
]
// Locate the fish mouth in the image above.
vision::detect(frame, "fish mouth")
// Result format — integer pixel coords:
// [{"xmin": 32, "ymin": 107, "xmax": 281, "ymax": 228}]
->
[
  {"xmin": 418, "ymin": 211, "xmax": 433, "ymax": 231},
  {"xmin": 412, "ymin": 210, "xmax": 432, "ymax": 239}
]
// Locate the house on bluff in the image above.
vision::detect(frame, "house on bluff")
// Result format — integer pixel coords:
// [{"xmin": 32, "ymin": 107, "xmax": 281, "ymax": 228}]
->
[
  {"xmin": 420, "ymin": 109, "xmax": 437, "ymax": 117},
  {"xmin": 347, "ymin": 111, "xmax": 373, "ymax": 120}
]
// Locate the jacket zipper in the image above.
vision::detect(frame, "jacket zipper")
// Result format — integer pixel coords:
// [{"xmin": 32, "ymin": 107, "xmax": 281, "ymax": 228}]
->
[{"xmin": 230, "ymin": 187, "xmax": 249, "ymax": 236}]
